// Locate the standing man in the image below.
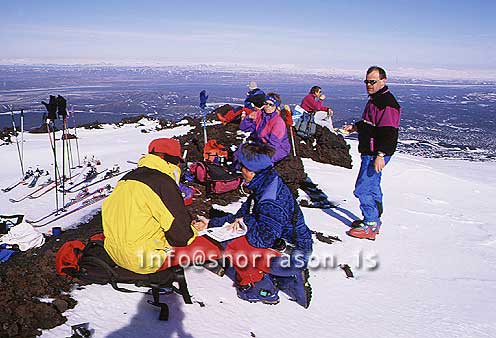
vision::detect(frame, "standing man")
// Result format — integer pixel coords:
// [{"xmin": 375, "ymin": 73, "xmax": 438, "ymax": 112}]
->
[{"xmin": 343, "ymin": 66, "xmax": 401, "ymax": 240}]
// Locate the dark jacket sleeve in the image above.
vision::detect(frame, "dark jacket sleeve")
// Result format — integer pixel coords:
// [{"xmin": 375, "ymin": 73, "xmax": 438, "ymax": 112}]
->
[{"xmin": 158, "ymin": 177, "xmax": 195, "ymax": 246}]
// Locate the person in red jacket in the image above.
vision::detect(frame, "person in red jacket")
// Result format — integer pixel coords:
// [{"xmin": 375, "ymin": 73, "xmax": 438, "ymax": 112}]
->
[{"xmin": 300, "ymin": 86, "xmax": 334, "ymax": 116}]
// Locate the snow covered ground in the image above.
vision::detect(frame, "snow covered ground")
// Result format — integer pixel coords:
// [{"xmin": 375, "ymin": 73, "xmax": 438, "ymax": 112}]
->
[{"xmin": 1, "ymin": 118, "xmax": 496, "ymax": 338}]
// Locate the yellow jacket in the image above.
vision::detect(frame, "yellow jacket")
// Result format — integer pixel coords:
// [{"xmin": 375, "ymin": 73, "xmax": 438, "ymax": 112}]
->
[{"xmin": 102, "ymin": 154, "xmax": 197, "ymax": 274}]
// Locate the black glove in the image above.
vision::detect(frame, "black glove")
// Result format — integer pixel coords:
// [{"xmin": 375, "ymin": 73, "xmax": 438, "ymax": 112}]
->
[
  {"xmin": 42, "ymin": 95, "xmax": 58, "ymax": 120},
  {"xmin": 56, "ymin": 95, "xmax": 67, "ymax": 117}
]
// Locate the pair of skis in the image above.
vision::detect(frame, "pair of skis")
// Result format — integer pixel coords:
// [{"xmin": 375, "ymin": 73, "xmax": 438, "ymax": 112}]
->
[
  {"xmin": 1, "ymin": 169, "xmax": 35, "ymax": 193},
  {"xmin": 8, "ymin": 166, "xmax": 88, "ymax": 203},
  {"xmin": 26, "ymin": 185, "xmax": 112, "ymax": 225},
  {"xmin": 9, "ymin": 177, "xmax": 56, "ymax": 203},
  {"xmin": 63, "ymin": 165, "xmax": 132, "ymax": 193},
  {"xmin": 31, "ymin": 192, "xmax": 111, "ymax": 227}
]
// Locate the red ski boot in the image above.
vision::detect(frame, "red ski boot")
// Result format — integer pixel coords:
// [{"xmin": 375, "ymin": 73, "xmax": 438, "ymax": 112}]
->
[{"xmin": 347, "ymin": 220, "xmax": 381, "ymax": 240}]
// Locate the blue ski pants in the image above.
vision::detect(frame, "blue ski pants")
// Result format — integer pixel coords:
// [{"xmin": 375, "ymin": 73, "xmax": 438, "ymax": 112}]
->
[{"xmin": 353, "ymin": 155, "xmax": 391, "ymax": 223}]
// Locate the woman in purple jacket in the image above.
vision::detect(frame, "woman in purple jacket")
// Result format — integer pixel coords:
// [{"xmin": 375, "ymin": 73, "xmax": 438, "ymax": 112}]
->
[{"xmin": 239, "ymin": 93, "xmax": 290, "ymax": 163}]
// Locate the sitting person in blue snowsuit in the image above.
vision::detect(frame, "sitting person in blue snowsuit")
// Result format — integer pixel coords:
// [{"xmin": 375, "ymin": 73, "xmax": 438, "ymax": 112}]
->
[{"xmin": 193, "ymin": 143, "xmax": 313, "ymax": 307}]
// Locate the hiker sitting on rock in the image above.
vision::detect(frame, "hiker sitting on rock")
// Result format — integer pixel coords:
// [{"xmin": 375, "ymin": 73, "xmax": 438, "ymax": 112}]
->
[
  {"xmin": 102, "ymin": 138, "xmax": 221, "ymax": 274},
  {"xmin": 301, "ymin": 86, "xmax": 334, "ymax": 116},
  {"xmin": 301, "ymin": 86, "xmax": 335, "ymax": 131},
  {"xmin": 192, "ymin": 143, "xmax": 313, "ymax": 307},
  {"xmin": 239, "ymin": 93, "xmax": 291, "ymax": 163}
]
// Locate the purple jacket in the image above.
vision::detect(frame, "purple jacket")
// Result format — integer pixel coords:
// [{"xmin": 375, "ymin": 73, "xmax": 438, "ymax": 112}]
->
[
  {"xmin": 239, "ymin": 110, "xmax": 290, "ymax": 163},
  {"xmin": 301, "ymin": 93, "xmax": 329, "ymax": 112},
  {"xmin": 355, "ymin": 86, "xmax": 401, "ymax": 156}
]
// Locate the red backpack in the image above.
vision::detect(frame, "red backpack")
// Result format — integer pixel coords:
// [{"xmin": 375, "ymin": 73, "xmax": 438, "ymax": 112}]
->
[
  {"xmin": 189, "ymin": 162, "xmax": 241, "ymax": 194},
  {"xmin": 55, "ymin": 240, "xmax": 86, "ymax": 278},
  {"xmin": 203, "ymin": 139, "xmax": 228, "ymax": 164}
]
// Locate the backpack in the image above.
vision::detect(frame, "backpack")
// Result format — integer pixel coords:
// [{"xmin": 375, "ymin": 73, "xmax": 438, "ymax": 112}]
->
[
  {"xmin": 189, "ymin": 162, "xmax": 241, "ymax": 194},
  {"xmin": 294, "ymin": 106, "xmax": 317, "ymax": 139},
  {"xmin": 55, "ymin": 234, "xmax": 192, "ymax": 321},
  {"xmin": 214, "ymin": 104, "xmax": 233, "ymax": 119},
  {"xmin": 179, "ymin": 183, "xmax": 201, "ymax": 206},
  {"xmin": 281, "ymin": 105, "xmax": 294, "ymax": 127},
  {"xmin": 0, "ymin": 214, "xmax": 24, "ymax": 234},
  {"xmin": 203, "ymin": 139, "xmax": 228, "ymax": 164}
]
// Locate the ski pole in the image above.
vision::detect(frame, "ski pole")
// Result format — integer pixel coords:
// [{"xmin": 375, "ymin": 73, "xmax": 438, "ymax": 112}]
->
[
  {"xmin": 7, "ymin": 105, "xmax": 24, "ymax": 177},
  {"xmin": 20, "ymin": 109, "xmax": 24, "ymax": 170},
  {"xmin": 199, "ymin": 90, "xmax": 208, "ymax": 145},
  {"xmin": 203, "ymin": 110, "xmax": 207, "ymax": 145},
  {"xmin": 284, "ymin": 105, "xmax": 297, "ymax": 157},
  {"xmin": 289, "ymin": 126, "xmax": 297, "ymax": 157},
  {"xmin": 65, "ymin": 117, "xmax": 74, "ymax": 170},
  {"xmin": 71, "ymin": 105, "xmax": 81, "ymax": 167},
  {"xmin": 62, "ymin": 117, "xmax": 66, "ymax": 207},
  {"xmin": 47, "ymin": 120, "xmax": 59, "ymax": 213}
]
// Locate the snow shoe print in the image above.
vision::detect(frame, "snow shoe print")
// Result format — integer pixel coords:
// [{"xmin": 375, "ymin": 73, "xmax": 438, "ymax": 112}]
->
[
  {"xmin": 347, "ymin": 225, "xmax": 377, "ymax": 240},
  {"xmin": 274, "ymin": 268, "xmax": 312, "ymax": 308},
  {"xmin": 236, "ymin": 275, "xmax": 280, "ymax": 305}
]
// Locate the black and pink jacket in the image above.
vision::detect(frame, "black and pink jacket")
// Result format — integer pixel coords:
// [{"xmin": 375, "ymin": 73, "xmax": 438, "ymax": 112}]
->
[{"xmin": 355, "ymin": 86, "xmax": 401, "ymax": 156}]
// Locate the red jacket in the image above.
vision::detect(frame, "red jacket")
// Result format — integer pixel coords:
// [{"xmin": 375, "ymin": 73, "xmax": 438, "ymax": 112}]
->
[{"xmin": 300, "ymin": 93, "xmax": 329, "ymax": 112}]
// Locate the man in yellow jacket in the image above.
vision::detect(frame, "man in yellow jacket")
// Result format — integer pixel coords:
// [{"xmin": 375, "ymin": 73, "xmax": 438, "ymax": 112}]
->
[{"xmin": 102, "ymin": 138, "xmax": 202, "ymax": 274}]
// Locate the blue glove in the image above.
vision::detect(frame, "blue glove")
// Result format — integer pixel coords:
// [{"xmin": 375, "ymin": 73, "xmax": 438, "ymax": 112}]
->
[
  {"xmin": 199, "ymin": 90, "xmax": 208, "ymax": 109},
  {"xmin": 0, "ymin": 244, "xmax": 18, "ymax": 263}
]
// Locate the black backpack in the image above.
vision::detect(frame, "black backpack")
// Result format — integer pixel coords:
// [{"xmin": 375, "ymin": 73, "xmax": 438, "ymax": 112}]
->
[
  {"xmin": 295, "ymin": 111, "xmax": 317, "ymax": 139},
  {"xmin": 56, "ymin": 235, "xmax": 192, "ymax": 321}
]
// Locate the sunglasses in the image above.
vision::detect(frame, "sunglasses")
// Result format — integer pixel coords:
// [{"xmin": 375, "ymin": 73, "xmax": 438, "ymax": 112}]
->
[
  {"xmin": 264, "ymin": 102, "xmax": 275, "ymax": 107},
  {"xmin": 364, "ymin": 79, "xmax": 380, "ymax": 85}
]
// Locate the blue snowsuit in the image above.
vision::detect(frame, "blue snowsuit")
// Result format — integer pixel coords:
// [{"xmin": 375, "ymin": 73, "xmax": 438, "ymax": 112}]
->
[{"xmin": 209, "ymin": 167, "xmax": 313, "ymax": 259}]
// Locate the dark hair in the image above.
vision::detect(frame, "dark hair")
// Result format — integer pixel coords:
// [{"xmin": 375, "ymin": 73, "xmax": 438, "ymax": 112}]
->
[
  {"xmin": 151, "ymin": 152, "xmax": 181, "ymax": 165},
  {"xmin": 265, "ymin": 92, "xmax": 282, "ymax": 106},
  {"xmin": 310, "ymin": 86, "xmax": 321, "ymax": 94},
  {"xmin": 367, "ymin": 66, "xmax": 387, "ymax": 79},
  {"xmin": 241, "ymin": 143, "xmax": 275, "ymax": 160}
]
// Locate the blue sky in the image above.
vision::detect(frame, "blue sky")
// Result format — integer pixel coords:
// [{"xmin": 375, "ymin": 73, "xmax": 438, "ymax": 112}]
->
[{"xmin": 1, "ymin": 0, "xmax": 495, "ymax": 73}]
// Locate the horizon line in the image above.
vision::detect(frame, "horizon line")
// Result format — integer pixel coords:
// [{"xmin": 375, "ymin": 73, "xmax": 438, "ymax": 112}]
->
[{"xmin": 0, "ymin": 59, "xmax": 495, "ymax": 83}]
